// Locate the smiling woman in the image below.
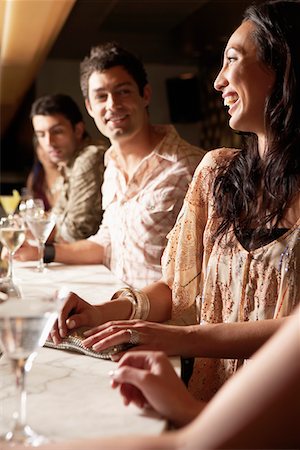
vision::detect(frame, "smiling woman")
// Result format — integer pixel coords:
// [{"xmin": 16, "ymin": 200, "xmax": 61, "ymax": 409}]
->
[
  {"xmin": 214, "ymin": 20, "xmax": 276, "ymax": 143},
  {"xmin": 0, "ymin": 0, "xmax": 75, "ymax": 136}
]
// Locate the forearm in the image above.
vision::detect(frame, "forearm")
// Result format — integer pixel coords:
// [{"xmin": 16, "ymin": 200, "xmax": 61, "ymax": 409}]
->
[
  {"xmin": 182, "ymin": 311, "xmax": 300, "ymax": 449},
  {"xmin": 104, "ymin": 280, "xmax": 173, "ymax": 324},
  {"xmin": 54, "ymin": 240, "xmax": 104, "ymax": 265},
  {"xmin": 32, "ymin": 432, "xmax": 179, "ymax": 450},
  {"xmin": 182, "ymin": 318, "xmax": 287, "ymax": 359},
  {"xmin": 143, "ymin": 280, "xmax": 173, "ymax": 322}
]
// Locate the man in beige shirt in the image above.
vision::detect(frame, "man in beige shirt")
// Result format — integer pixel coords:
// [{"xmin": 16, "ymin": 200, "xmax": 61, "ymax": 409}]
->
[
  {"xmin": 16, "ymin": 44, "xmax": 205, "ymax": 287},
  {"xmin": 31, "ymin": 94, "xmax": 105, "ymax": 242}
]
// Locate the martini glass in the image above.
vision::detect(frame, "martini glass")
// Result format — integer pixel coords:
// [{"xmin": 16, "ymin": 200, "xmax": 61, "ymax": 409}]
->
[
  {"xmin": 0, "ymin": 294, "xmax": 59, "ymax": 446},
  {"xmin": 25, "ymin": 211, "xmax": 55, "ymax": 272},
  {"xmin": 0, "ymin": 190, "xmax": 21, "ymax": 217},
  {"xmin": 0, "ymin": 215, "xmax": 26, "ymax": 285},
  {"xmin": 19, "ymin": 198, "xmax": 45, "ymax": 219}
]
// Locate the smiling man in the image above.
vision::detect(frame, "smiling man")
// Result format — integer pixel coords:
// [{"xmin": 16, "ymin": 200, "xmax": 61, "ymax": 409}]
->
[
  {"xmin": 31, "ymin": 94, "xmax": 105, "ymax": 242},
  {"xmin": 17, "ymin": 44, "xmax": 205, "ymax": 289}
]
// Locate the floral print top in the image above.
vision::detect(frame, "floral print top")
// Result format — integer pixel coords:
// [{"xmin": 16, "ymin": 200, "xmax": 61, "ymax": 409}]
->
[{"xmin": 162, "ymin": 148, "xmax": 300, "ymax": 400}]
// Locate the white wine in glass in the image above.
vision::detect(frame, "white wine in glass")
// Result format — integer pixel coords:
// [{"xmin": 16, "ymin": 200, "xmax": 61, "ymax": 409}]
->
[
  {"xmin": 26, "ymin": 212, "xmax": 55, "ymax": 272},
  {"xmin": 0, "ymin": 295, "xmax": 59, "ymax": 446},
  {"xmin": 0, "ymin": 215, "xmax": 26, "ymax": 283}
]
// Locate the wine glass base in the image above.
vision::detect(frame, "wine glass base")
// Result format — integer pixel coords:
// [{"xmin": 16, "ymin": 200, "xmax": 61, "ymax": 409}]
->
[
  {"xmin": 0, "ymin": 279, "xmax": 22, "ymax": 299},
  {"xmin": 34, "ymin": 266, "xmax": 49, "ymax": 273},
  {"xmin": 2, "ymin": 424, "xmax": 49, "ymax": 447}
]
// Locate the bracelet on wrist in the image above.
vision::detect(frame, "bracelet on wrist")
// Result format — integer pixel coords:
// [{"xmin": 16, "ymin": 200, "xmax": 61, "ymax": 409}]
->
[
  {"xmin": 110, "ymin": 287, "xmax": 150, "ymax": 320},
  {"xmin": 111, "ymin": 288, "xmax": 138, "ymax": 319}
]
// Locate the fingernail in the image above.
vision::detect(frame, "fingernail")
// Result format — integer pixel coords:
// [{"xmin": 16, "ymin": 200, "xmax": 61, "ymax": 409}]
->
[
  {"xmin": 67, "ymin": 320, "xmax": 76, "ymax": 329},
  {"xmin": 59, "ymin": 329, "xmax": 66, "ymax": 338}
]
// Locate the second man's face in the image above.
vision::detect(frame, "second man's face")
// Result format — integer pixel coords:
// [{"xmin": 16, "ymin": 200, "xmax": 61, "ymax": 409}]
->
[
  {"xmin": 32, "ymin": 114, "xmax": 82, "ymax": 165},
  {"xmin": 85, "ymin": 65, "xmax": 151, "ymax": 144}
]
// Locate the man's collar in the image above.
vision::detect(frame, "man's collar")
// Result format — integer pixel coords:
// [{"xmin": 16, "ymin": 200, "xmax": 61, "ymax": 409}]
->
[{"xmin": 104, "ymin": 124, "xmax": 180, "ymax": 167}]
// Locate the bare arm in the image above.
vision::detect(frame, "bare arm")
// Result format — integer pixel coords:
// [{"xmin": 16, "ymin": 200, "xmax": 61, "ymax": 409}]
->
[
  {"xmin": 51, "ymin": 280, "xmax": 172, "ymax": 343},
  {"xmin": 14, "ymin": 239, "xmax": 104, "ymax": 265},
  {"xmin": 83, "ymin": 316, "xmax": 285, "ymax": 361},
  {"xmin": 53, "ymin": 239, "xmax": 104, "ymax": 265},
  {"xmin": 180, "ymin": 309, "xmax": 300, "ymax": 449},
  {"xmin": 10, "ymin": 433, "xmax": 178, "ymax": 450},
  {"xmin": 182, "ymin": 317, "xmax": 287, "ymax": 359},
  {"xmin": 89, "ymin": 280, "xmax": 172, "ymax": 324}
]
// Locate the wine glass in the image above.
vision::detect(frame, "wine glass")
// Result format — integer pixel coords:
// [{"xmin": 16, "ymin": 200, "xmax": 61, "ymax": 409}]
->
[
  {"xmin": 0, "ymin": 190, "xmax": 21, "ymax": 217},
  {"xmin": 0, "ymin": 293, "xmax": 59, "ymax": 446},
  {"xmin": 25, "ymin": 211, "xmax": 55, "ymax": 272},
  {"xmin": 0, "ymin": 215, "xmax": 26, "ymax": 284},
  {"xmin": 19, "ymin": 198, "xmax": 45, "ymax": 221}
]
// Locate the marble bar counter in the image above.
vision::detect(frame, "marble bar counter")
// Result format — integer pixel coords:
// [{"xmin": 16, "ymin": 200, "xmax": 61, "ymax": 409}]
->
[
  {"xmin": 11, "ymin": 260, "xmax": 126, "ymax": 304},
  {"xmin": 0, "ymin": 261, "xmax": 178, "ymax": 443}
]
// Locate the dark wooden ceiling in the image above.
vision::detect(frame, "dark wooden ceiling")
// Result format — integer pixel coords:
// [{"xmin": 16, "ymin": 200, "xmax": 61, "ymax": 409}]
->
[{"xmin": 48, "ymin": 0, "xmax": 262, "ymax": 66}]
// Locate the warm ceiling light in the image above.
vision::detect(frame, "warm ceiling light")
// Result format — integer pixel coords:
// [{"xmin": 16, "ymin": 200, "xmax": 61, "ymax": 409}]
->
[{"xmin": 0, "ymin": 0, "xmax": 76, "ymax": 135}]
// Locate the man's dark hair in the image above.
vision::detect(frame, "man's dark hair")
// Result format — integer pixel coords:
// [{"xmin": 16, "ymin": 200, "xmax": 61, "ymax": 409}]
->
[
  {"xmin": 30, "ymin": 94, "xmax": 84, "ymax": 128},
  {"xmin": 80, "ymin": 42, "xmax": 148, "ymax": 99}
]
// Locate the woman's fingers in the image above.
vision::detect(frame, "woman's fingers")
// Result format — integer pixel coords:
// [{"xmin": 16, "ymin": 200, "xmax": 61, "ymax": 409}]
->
[
  {"xmin": 83, "ymin": 319, "xmax": 141, "ymax": 337},
  {"xmin": 110, "ymin": 351, "xmax": 202, "ymax": 426},
  {"xmin": 50, "ymin": 319, "xmax": 62, "ymax": 344},
  {"xmin": 120, "ymin": 382, "xmax": 148, "ymax": 408},
  {"xmin": 83, "ymin": 325, "xmax": 152, "ymax": 351}
]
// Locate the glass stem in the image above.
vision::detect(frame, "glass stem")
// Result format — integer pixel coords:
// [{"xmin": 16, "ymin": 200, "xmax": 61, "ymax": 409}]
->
[
  {"xmin": 12, "ymin": 358, "xmax": 28, "ymax": 430},
  {"xmin": 37, "ymin": 241, "xmax": 45, "ymax": 272},
  {"xmin": 7, "ymin": 251, "xmax": 13, "ymax": 280}
]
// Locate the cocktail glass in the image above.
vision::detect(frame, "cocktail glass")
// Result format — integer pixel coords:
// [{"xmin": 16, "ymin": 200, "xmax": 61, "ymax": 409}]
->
[
  {"xmin": 0, "ymin": 215, "xmax": 26, "ymax": 284},
  {"xmin": 25, "ymin": 211, "xmax": 55, "ymax": 272},
  {"xmin": 0, "ymin": 190, "xmax": 21, "ymax": 217},
  {"xmin": 19, "ymin": 198, "xmax": 45, "ymax": 219},
  {"xmin": 0, "ymin": 294, "xmax": 59, "ymax": 446}
]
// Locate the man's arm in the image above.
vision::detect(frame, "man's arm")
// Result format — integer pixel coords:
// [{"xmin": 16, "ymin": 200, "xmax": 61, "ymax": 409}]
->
[
  {"xmin": 14, "ymin": 239, "xmax": 104, "ymax": 266},
  {"xmin": 56, "ymin": 145, "xmax": 104, "ymax": 242},
  {"xmin": 53, "ymin": 239, "xmax": 104, "ymax": 265}
]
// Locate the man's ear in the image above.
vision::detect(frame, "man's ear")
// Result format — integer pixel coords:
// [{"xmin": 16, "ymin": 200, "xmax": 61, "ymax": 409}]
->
[
  {"xmin": 143, "ymin": 84, "xmax": 152, "ymax": 108},
  {"xmin": 74, "ymin": 121, "xmax": 85, "ymax": 140},
  {"xmin": 85, "ymin": 99, "xmax": 94, "ymax": 118}
]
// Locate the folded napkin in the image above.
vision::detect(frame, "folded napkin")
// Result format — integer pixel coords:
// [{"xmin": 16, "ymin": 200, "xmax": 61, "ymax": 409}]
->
[{"xmin": 44, "ymin": 328, "xmax": 132, "ymax": 360}]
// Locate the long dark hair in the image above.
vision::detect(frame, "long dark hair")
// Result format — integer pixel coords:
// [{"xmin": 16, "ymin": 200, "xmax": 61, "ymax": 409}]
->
[{"xmin": 213, "ymin": 0, "xmax": 300, "ymax": 247}]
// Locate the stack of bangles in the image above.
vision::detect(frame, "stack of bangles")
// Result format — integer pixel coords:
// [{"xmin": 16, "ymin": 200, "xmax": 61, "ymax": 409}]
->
[{"xmin": 110, "ymin": 287, "xmax": 150, "ymax": 320}]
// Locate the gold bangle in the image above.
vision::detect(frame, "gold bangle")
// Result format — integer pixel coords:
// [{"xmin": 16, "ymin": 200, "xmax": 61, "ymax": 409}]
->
[
  {"xmin": 110, "ymin": 287, "xmax": 150, "ymax": 321},
  {"xmin": 110, "ymin": 287, "xmax": 138, "ymax": 320}
]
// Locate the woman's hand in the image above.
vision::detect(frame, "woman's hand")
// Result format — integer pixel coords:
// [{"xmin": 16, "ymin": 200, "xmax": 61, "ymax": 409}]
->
[
  {"xmin": 110, "ymin": 351, "xmax": 205, "ymax": 427},
  {"xmin": 82, "ymin": 320, "xmax": 192, "ymax": 358},
  {"xmin": 50, "ymin": 292, "xmax": 103, "ymax": 344}
]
